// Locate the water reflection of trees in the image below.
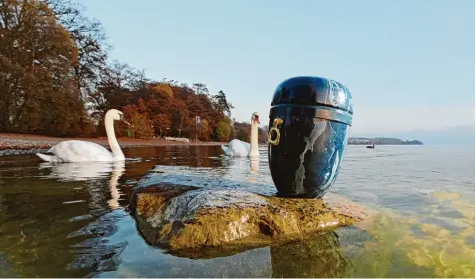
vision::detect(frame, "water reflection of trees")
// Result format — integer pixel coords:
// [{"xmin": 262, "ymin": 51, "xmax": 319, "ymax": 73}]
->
[
  {"xmin": 0, "ymin": 146, "xmax": 223, "ymax": 277},
  {"xmin": 0, "ymin": 159, "xmax": 136, "ymax": 277},
  {"xmin": 131, "ymin": 145, "xmax": 275, "ymax": 195},
  {"xmin": 123, "ymin": 145, "xmax": 223, "ymax": 168},
  {"xmin": 0, "ymin": 145, "xmax": 274, "ymax": 277}
]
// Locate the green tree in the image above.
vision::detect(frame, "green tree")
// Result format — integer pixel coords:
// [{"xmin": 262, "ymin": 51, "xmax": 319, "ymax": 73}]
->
[
  {"xmin": 192, "ymin": 82, "xmax": 209, "ymax": 95},
  {"xmin": 236, "ymin": 128, "xmax": 250, "ymax": 142},
  {"xmin": 199, "ymin": 118, "xmax": 210, "ymax": 141},
  {"xmin": 215, "ymin": 117, "xmax": 232, "ymax": 141},
  {"xmin": 213, "ymin": 90, "xmax": 234, "ymax": 116}
]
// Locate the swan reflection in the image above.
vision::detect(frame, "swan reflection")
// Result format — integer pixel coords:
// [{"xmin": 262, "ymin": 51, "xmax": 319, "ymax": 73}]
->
[
  {"xmin": 220, "ymin": 156, "xmax": 260, "ymax": 178},
  {"xmin": 250, "ymin": 158, "xmax": 259, "ymax": 172},
  {"xmin": 39, "ymin": 161, "xmax": 125, "ymax": 209}
]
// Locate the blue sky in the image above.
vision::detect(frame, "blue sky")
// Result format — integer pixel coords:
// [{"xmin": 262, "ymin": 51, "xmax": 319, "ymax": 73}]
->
[{"xmin": 80, "ymin": 0, "xmax": 474, "ymax": 136}]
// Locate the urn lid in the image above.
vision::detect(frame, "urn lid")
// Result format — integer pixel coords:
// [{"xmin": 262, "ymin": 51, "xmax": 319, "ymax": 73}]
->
[{"xmin": 271, "ymin": 76, "xmax": 353, "ymax": 114}]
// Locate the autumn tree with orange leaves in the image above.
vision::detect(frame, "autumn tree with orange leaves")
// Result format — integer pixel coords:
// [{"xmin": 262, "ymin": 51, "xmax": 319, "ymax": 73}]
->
[{"xmin": 0, "ymin": 0, "xmax": 239, "ymax": 141}]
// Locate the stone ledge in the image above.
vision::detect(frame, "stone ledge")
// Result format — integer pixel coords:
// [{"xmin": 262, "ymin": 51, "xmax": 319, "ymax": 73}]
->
[{"xmin": 130, "ymin": 181, "xmax": 370, "ymax": 257}]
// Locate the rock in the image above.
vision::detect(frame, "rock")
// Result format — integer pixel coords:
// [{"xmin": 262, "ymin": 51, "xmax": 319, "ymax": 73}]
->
[{"xmin": 130, "ymin": 175, "xmax": 370, "ymax": 257}]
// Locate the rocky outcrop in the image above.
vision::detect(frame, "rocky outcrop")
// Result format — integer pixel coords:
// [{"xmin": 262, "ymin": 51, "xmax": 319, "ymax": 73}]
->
[{"xmin": 130, "ymin": 175, "xmax": 370, "ymax": 257}]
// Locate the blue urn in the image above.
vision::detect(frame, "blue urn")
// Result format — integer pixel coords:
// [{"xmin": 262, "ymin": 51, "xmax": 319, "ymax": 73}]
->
[{"xmin": 267, "ymin": 76, "xmax": 353, "ymax": 198}]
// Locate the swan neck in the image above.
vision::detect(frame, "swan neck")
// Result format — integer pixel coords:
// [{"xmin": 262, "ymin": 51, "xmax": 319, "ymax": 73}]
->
[
  {"xmin": 105, "ymin": 114, "xmax": 124, "ymax": 159},
  {"xmin": 249, "ymin": 121, "xmax": 259, "ymax": 156}
]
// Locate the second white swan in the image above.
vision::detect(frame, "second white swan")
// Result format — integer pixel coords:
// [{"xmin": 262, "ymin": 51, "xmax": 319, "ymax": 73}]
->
[
  {"xmin": 221, "ymin": 112, "xmax": 260, "ymax": 158},
  {"xmin": 36, "ymin": 109, "xmax": 130, "ymax": 162}
]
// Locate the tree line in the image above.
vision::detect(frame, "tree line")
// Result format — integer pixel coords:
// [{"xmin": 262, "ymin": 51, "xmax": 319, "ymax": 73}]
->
[
  {"xmin": 348, "ymin": 137, "xmax": 423, "ymax": 145},
  {"xmin": 0, "ymin": 0, "xmax": 265, "ymax": 142}
]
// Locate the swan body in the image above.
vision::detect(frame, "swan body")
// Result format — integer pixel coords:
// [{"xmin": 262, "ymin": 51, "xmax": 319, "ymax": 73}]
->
[
  {"xmin": 36, "ymin": 109, "xmax": 130, "ymax": 163},
  {"xmin": 221, "ymin": 139, "xmax": 250, "ymax": 157},
  {"xmin": 221, "ymin": 112, "xmax": 260, "ymax": 158},
  {"xmin": 36, "ymin": 140, "xmax": 119, "ymax": 162}
]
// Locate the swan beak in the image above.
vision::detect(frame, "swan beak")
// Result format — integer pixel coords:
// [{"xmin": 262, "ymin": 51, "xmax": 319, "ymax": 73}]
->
[{"xmin": 122, "ymin": 119, "xmax": 131, "ymax": 126}]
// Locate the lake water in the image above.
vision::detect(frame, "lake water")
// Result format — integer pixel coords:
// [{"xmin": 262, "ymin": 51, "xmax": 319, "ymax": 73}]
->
[{"xmin": 0, "ymin": 145, "xmax": 474, "ymax": 277}]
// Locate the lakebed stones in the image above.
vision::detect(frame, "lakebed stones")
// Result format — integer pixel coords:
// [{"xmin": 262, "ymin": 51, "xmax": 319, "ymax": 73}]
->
[{"xmin": 130, "ymin": 176, "xmax": 370, "ymax": 257}]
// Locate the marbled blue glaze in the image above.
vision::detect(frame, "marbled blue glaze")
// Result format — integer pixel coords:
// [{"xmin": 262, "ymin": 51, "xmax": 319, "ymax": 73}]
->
[{"xmin": 268, "ymin": 76, "xmax": 353, "ymax": 198}]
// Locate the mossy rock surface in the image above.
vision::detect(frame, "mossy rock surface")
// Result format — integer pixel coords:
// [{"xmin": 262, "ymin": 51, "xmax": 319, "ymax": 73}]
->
[{"xmin": 131, "ymin": 177, "xmax": 371, "ymax": 256}]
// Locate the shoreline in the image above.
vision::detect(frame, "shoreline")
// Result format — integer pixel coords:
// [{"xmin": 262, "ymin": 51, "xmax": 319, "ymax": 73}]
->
[
  {"xmin": 0, "ymin": 133, "xmax": 227, "ymax": 156},
  {"xmin": 348, "ymin": 143, "xmax": 424, "ymax": 146},
  {"xmin": 0, "ymin": 133, "xmax": 426, "ymax": 157}
]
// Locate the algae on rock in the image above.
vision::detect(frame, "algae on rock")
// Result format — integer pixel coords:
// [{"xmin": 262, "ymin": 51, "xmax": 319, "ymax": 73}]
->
[{"xmin": 131, "ymin": 182, "xmax": 370, "ymax": 255}]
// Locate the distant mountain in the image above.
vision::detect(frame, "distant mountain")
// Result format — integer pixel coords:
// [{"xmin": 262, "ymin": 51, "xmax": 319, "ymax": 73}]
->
[{"xmin": 359, "ymin": 125, "xmax": 475, "ymax": 145}]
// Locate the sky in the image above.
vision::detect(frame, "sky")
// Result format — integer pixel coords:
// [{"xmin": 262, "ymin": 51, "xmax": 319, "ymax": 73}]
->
[{"xmin": 80, "ymin": 0, "xmax": 474, "ymax": 136}]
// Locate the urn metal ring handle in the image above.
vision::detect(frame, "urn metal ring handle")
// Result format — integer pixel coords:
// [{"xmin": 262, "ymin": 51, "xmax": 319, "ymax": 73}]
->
[{"xmin": 268, "ymin": 117, "xmax": 283, "ymax": 146}]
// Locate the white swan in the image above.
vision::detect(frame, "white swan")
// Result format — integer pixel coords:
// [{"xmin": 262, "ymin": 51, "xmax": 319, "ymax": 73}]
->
[
  {"xmin": 221, "ymin": 112, "xmax": 260, "ymax": 158},
  {"xmin": 36, "ymin": 109, "xmax": 130, "ymax": 162}
]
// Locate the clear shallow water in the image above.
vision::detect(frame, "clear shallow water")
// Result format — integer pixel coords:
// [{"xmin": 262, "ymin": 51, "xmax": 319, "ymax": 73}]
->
[{"xmin": 0, "ymin": 145, "xmax": 474, "ymax": 277}]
